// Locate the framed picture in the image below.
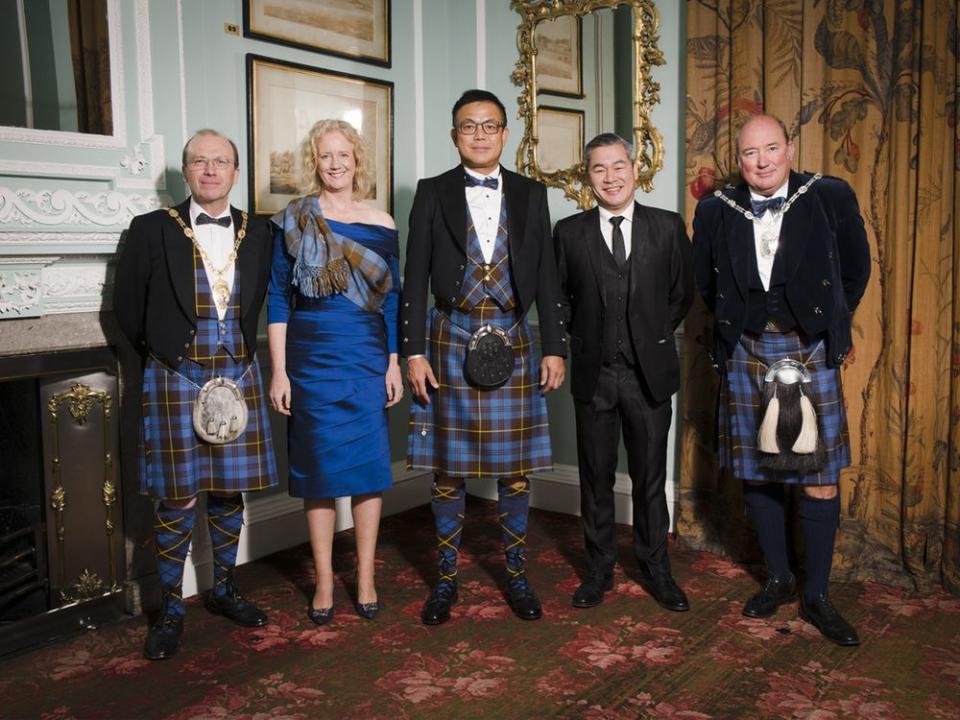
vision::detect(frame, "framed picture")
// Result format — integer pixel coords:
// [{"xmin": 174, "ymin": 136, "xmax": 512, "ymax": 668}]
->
[
  {"xmin": 536, "ymin": 106, "xmax": 584, "ymax": 174},
  {"xmin": 243, "ymin": 0, "xmax": 391, "ymax": 67},
  {"xmin": 534, "ymin": 15, "xmax": 582, "ymax": 98},
  {"xmin": 246, "ymin": 55, "xmax": 393, "ymax": 217}
]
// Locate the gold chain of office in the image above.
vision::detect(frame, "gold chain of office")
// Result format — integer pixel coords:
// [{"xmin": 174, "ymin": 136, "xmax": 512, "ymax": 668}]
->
[{"xmin": 167, "ymin": 208, "xmax": 248, "ymax": 311}]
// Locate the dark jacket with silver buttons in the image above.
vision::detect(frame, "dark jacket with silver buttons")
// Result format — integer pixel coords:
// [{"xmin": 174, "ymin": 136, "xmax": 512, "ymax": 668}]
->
[
  {"xmin": 692, "ymin": 171, "xmax": 871, "ymax": 369},
  {"xmin": 401, "ymin": 165, "xmax": 568, "ymax": 358},
  {"xmin": 113, "ymin": 198, "xmax": 272, "ymax": 368}
]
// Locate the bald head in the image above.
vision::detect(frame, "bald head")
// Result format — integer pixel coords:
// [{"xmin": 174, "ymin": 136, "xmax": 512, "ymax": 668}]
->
[{"xmin": 734, "ymin": 114, "xmax": 789, "ymax": 155}]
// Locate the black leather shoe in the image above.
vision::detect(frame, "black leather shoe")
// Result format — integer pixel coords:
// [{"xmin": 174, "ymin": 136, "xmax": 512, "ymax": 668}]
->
[
  {"xmin": 743, "ymin": 575, "xmax": 798, "ymax": 618},
  {"xmin": 506, "ymin": 583, "xmax": 543, "ymax": 620},
  {"xmin": 307, "ymin": 606, "xmax": 334, "ymax": 625},
  {"xmin": 143, "ymin": 611, "xmax": 184, "ymax": 661},
  {"xmin": 205, "ymin": 577, "xmax": 268, "ymax": 628},
  {"xmin": 421, "ymin": 582, "xmax": 458, "ymax": 625},
  {"xmin": 799, "ymin": 593, "xmax": 860, "ymax": 646},
  {"xmin": 640, "ymin": 571, "xmax": 690, "ymax": 612},
  {"xmin": 572, "ymin": 572, "xmax": 614, "ymax": 608}
]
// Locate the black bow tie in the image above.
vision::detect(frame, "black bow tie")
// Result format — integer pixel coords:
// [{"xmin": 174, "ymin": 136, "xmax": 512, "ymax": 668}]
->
[
  {"xmin": 750, "ymin": 196, "xmax": 785, "ymax": 217},
  {"xmin": 464, "ymin": 174, "xmax": 498, "ymax": 190},
  {"xmin": 195, "ymin": 212, "xmax": 231, "ymax": 228}
]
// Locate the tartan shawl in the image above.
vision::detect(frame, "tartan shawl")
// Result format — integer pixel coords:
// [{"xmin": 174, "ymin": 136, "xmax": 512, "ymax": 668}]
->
[{"xmin": 272, "ymin": 195, "xmax": 393, "ymax": 312}]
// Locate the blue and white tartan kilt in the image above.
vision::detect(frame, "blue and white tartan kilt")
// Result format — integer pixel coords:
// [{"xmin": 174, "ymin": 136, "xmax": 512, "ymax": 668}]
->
[
  {"xmin": 718, "ymin": 330, "xmax": 849, "ymax": 485},
  {"xmin": 139, "ymin": 357, "xmax": 279, "ymax": 499},
  {"xmin": 407, "ymin": 302, "xmax": 553, "ymax": 479}
]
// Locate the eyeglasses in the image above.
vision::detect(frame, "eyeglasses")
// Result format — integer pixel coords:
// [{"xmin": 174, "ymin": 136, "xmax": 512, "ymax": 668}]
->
[
  {"xmin": 456, "ymin": 120, "xmax": 505, "ymax": 135},
  {"xmin": 187, "ymin": 157, "xmax": 234, "ymax": 170}
]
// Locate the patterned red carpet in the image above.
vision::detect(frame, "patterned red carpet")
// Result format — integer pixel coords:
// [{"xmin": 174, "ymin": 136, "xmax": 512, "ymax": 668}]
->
[{"xmin": 1, "ymin": 498, "xmax": 958, "ymax": 719}]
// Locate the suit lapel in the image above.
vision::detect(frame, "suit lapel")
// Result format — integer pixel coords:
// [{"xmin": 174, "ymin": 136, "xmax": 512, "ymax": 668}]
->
[
  {"xmin": 723, "ymin": 184, "xmax": 755, "ymax": 298},
  {"xmin": 777, "ymin": 171, "xmax": 811, "ymax": 285},
  {"xmin": 437, "ymin": 166, "xmax": 468, "ymax": 250},
  {"xmin": 234, "ymin": 206, "xmax": 256, "ymax": 319},
  {"xmin": 628, "ymin": 202, "xmax": 651, "ymax": 298},
  {"xmin": 501, "ymin": 167, "xmax": 529, "ymax": 258},
  {"xmin": 580, "ymin": 208, "xmax": 606, "ymax": 305},
  {"xmin": 165, "ymin": 197, "xmax": 196, "ymax": 318}
]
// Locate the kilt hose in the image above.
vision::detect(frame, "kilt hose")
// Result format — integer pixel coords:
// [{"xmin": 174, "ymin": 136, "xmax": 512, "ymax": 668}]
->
[
  {"xmin": 718, "ymin": 330, "xmax": 849, "ymax": 485},
  {"xmin": 407, "ymin": 300, "xmax": 553, "ymax": 479}
]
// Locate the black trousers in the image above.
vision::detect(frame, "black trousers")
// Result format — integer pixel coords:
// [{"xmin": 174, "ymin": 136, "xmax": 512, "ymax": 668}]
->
[{"xmin": 573, "ymin": 361, "xmax": 673, "ymax": 576}]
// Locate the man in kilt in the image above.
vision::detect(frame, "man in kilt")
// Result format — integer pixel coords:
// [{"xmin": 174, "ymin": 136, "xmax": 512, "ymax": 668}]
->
[
  {"xmin": 402, "ymin": 90, "xmax": 567, "ymax": 624},
  {"xmin": 692, "ymin": 114, "xmax": 871, "ymax": 645},
  {"xmin": 114, "ymin": 129, "xmax": 278, "ymax": 659}
]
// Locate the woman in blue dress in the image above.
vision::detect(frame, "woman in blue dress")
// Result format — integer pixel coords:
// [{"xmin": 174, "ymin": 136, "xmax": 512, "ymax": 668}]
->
[{"xmin": 267, "ymin": 119, "xmax": 401, "ymax": 625}]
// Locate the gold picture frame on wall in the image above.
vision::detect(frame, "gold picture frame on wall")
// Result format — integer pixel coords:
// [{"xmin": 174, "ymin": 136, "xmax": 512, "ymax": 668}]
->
[
  {"xmin": 246, "ymin": 55, "xmax": 393, "ymax": 216},
  {"xmin": 511, "ymin": 0, "xmax": 665, "ymax": 209},
  {"xmin": 243, "ymin": 0, "xmax": 391, "ymax": 67},
  {"xmin": 535, "ymin": 15, "xmax": 583, "ymax": 97},
  {"xmin": 536, "ymin": 106, "xmax": 585, "ymax": 173}
]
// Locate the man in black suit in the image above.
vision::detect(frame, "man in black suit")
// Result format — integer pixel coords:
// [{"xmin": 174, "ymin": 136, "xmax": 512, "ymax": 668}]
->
[
  {"xmin": 114, "ymin": 129, "xmax": 277, "ymax": 659},
  {"xmin": 402, "ymin": 90, "xmax": 567, "ymax": 625},
  {"xmin": 554, "ymin": 133, "xmax": 693, "ymax": 611},
  {"xmin": 692, "ymin": 114, "xmax": 870, "ymax": 646}
]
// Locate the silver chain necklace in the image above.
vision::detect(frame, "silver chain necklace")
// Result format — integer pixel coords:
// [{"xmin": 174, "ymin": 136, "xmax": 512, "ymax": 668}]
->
[{"xmin": 712, "ymin": 173, "xmax": 822, "ymax": 258}]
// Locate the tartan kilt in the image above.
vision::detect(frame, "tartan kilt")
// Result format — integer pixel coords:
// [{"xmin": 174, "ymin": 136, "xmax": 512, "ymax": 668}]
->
[
  {"xmin": 139, "ymin": 356, "xmax": 278, "ymax": 499},
  {"xmin": 407, "ymin": 303, "xmax": 553, "ymax": 479},
  {"xmin": 718, "ymin": 330, "xmax": 849, "ymax": 485}
]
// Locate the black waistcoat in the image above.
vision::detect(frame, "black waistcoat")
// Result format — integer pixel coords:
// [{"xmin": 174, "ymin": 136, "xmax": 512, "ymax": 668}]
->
[
  {"xmin": 600, "ymin": 247, "xmax": 639, "ymax": 364},
  {"xmin": 744, "ymin": 238, "xmax": 797, "ymax": 333}
]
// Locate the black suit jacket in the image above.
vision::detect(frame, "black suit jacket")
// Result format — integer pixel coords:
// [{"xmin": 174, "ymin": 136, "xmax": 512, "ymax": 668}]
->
[
  {"xmin": 400, "ymin": 165, "xmax": 567, "ymax": 357},
  {"xmin": 555, "ymin": 201, "xmax": 694, "ymax": 403},
  {"xmin": 692, "ymin": 171, "xmax": 871, "ymax": 368},
  {"xmin": 112, "ymin": 197, "xmax": 272, "ymax": 368}
]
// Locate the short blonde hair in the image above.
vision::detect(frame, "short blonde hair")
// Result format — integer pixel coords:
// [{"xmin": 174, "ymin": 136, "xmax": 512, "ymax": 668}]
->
[{"xmin": 299, "ymin": 119, "xmax": 373, "ymax": 198}]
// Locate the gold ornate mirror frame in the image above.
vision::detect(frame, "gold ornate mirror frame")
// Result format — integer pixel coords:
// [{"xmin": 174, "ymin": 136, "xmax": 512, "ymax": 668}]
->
[{"xmin": 511, "ymin": 0, "xmax": 665, "ymax": 209}]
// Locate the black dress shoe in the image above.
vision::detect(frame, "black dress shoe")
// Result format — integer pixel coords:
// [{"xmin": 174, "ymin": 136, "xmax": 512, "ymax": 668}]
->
[
  {"xmin": 143, "ymin": 612, "xmax": 184, "ymax": 661},
  {"xmin": 421, "ymin": 582, "xmax": 458, "ymax": 625},
  {"xmin": 640, "ymin": 571, "xmax": 690, "ymax": 612},
  {"xmin": 205, "ymin": 578, "xmax": 268, "ymax": 628},
  {"xmin": 572, "ymin": 572, "xmax": 614, "ymax": 608},
  {"xmin": 506, "ymin": 582, "xmax": 543, "ymax": 620},
  {"xmin": 799, "ymin": 593, "xmax": 860, "ymax": 646},
  {"xmin": 307, "ymin": 606, "xmax": 335, "ymax": 625},
  {"xmin": 353, "ymin": 576, "xmax": 381, "ymax": 620},
  {"xmin": 743, "ymin": 575, "xmax": 798, "ymax": 618}
]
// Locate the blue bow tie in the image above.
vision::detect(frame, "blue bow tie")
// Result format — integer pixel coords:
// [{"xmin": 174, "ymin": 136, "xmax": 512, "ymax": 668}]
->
[
  {"xmin": 195, "ymin": 212, "xmax": 231, "ymax": 228},
  {"xmin": 750, "ymin": 196, "xmax": 785, "ymax": 217},
  {"xmin": 464, "ymin": 174, "xmax": 498, "ymax": 190}
]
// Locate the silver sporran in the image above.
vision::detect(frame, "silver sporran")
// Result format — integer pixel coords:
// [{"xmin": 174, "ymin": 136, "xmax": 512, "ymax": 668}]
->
[{"xmin": 193, "ymin": 376, "xmax": 248, "ymax": 444}]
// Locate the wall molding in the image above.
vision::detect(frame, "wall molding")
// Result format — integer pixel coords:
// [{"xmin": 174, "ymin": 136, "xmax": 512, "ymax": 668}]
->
[{"xmin": 0, "ymin": 187, "xmax": 165, "ymax": 227}]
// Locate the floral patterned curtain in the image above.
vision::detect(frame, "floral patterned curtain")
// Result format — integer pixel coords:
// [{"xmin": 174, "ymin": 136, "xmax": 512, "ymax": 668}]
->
[{"xmin": 680, "ymin": 0, "xmax": 959, "ymax": 594}]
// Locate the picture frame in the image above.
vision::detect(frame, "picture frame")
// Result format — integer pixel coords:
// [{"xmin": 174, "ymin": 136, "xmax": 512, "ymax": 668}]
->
[
  {"xmin": 243, "ymin": 0, "xmax": 391, "ymax": 68},
  {"xmin": 534, "ymin": 14, "xmax": 582, "ymax": 98},
  {"xmin": 536, "ymin": 106, "xmax": 584, "ymax": 174},
  {"xmin": 246, "ymin": 55, "xmax": 394, "ymax": 217}
]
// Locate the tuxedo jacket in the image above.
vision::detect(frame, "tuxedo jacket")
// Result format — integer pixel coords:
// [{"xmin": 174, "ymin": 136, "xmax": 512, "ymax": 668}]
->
[
  {"xmin": 692, "ymin": 171, "xmax": 871, "ymax": 368},
  {"xmin": 400, "ymin": 165, "xmax": 567, "ymax": 358},
  {"xmin": 554, "ymin": 201, "xmax": 694, "ymax": 404},
  {"xmin": 113, "ymin": 197, "xmax": 272, "ymax": 368}
]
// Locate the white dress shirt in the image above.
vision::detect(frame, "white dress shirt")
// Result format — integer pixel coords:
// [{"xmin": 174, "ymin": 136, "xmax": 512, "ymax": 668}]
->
[
  {"xmin": 464, "ymin": 166, "xmax": 503, "ymax": 264},
  {"xmin": 189, "ymin": 198, "xmax": 235, "ymax": 320},
  {"xmin": 749, "ymin": 180, "xmax": 789, "ymax": 291},
  {"xmin": 598, "ymin": 202, "xmax": 635, "ymax": 260}
]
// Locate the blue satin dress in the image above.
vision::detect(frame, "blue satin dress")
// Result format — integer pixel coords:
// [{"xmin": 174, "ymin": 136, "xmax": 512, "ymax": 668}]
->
[{"xmin": 267, "ymin": 220, "xmax": 400, "ymax": 499}]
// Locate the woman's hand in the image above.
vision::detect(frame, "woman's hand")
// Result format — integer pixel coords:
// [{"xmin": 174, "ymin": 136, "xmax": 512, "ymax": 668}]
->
[
  {"xmin": 270, "ymin": 370, "xmax": 292, "ymax": 416},
  {"xmin": 385, "ymin": 354, "xmax": 403, "ymax": 408}
]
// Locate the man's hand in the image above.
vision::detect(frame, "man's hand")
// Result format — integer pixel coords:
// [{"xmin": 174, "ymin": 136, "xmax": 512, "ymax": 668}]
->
[
  {"xmin": 407, "ymin": 356, "xmax": 439, "ymax": 404},
  {"xmin": 539, "ymin": 355, "xmax": 565, "ymax": 393}
]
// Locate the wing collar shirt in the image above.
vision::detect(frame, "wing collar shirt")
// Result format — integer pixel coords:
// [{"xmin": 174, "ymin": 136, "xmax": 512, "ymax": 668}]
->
[
  {"xmin": 598, "ymin": 202, "xmax": 635, "ymax": 260},
  {"xmin": 464, "ymin": 166, "xmax": 503, "ymax": 264},
  {"xmin": 749, "ymin": 180, "xmax": 789, "ymax": 291},
  {"xmin": 189, "ymin": 198, "xmax": 235, "ymax": 320}
]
